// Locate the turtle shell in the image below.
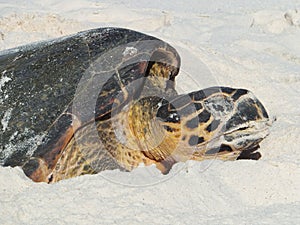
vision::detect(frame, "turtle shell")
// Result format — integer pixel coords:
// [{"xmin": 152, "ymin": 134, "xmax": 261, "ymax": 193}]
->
[{"xmin": 0, "ymin": 28, "xmax": 180, "ymax": 172}]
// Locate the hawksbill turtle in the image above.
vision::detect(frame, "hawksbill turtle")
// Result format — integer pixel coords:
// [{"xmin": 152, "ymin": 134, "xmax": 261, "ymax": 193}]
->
[{"xmin": 0, "ymin": 28, "xmax": 271, "ymax": 183}]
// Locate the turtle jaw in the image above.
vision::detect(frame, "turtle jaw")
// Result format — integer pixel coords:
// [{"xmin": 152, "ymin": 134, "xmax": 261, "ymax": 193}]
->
[
  {"xmin": 222, "ymin": 120, "xmax": 271, "ymax": 154},
  {"xmin": 198, "ymin": 120, "xmax": 271, "ymax": 160}
]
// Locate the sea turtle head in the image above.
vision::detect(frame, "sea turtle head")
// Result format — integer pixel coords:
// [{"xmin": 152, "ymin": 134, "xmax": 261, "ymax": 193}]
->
[
  {"xmin": 203, "ymin": 88, "xmax": 272, "ymax": 159},
  {"xmin": 155, "ymin": 87, "xmax": 272, "ymax": 161}
]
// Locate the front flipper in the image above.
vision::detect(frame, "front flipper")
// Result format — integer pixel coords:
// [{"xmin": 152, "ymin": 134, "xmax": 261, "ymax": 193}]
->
[
  {"xmin": 22, "ymin": 113, "xmax": 78, "ymax": 182},
  {"xmin": 155, "ymin": 157, "xmax": 177, "ymax": 175}
]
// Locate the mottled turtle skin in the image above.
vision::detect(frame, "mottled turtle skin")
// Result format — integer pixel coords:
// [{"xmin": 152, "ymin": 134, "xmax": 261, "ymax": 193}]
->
[{"xmin": 0, "ymin": 28, "xmax": 271, "ymax": 183}]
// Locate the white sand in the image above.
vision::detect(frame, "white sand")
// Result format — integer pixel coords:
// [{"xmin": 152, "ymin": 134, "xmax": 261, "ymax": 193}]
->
[{"xmin": 0, "ymin": 0, "xmax": 299, "ymax": 224}]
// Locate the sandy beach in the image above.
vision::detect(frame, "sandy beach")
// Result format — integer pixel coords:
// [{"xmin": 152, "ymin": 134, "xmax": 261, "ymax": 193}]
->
[{"xmin": 0, "ymin": 0, "xmax": 299, "ymax": 224}]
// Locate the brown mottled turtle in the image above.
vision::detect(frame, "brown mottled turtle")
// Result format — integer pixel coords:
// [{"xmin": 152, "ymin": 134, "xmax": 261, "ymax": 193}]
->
[{"xmin": 0, "ymin": 28, "xmax": 271, "ymax": 183}]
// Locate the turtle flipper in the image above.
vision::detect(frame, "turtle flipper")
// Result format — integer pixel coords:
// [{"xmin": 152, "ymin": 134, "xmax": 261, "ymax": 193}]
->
[
  {"xmin": 22, "ymin": 157, "xmax": 51, "ymax": 182},
  {"xmin": 49, "ymin": 122, "xmax": 125, "ymax": 183},
  {"xmin": 22, "ymin": 113, "xmax": 77, "ymax": 182},
  {"xmin": 155, "ymin": 158, "xmax": 177, "ymax": 175}
]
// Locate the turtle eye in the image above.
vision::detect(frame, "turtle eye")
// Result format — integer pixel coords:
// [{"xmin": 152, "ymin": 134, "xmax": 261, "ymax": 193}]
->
[{"xmin": 156, "ymin": 99, "xmax": 179, "ymax": 123}]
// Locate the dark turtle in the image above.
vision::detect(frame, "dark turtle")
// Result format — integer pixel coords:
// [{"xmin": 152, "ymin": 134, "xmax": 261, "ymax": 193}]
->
[{"xmin": 0, "ymin": 28, "xmax": 271, "ymax": 183}]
